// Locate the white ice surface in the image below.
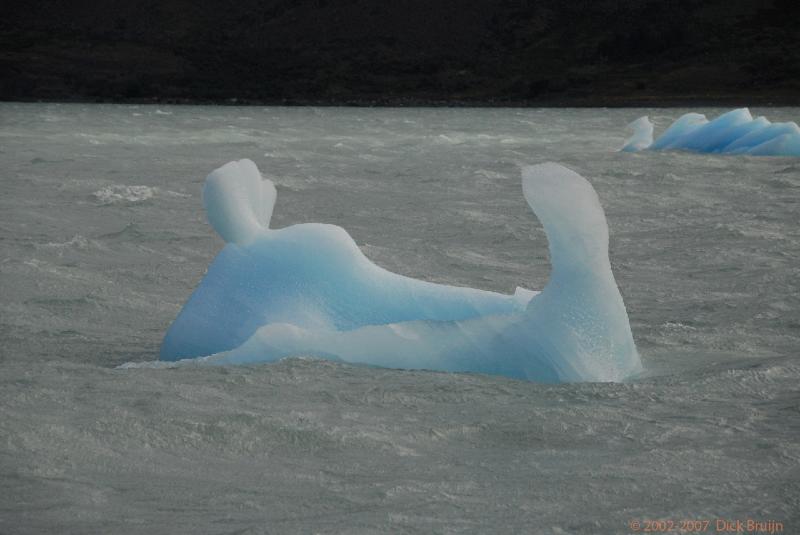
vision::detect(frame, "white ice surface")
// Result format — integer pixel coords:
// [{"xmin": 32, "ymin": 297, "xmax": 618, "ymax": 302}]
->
[
  {"xmin": 203, "ymin": 159, "xmax": 277, "ymax": 245},
  {"xmin": 158, "ymin": 160, "xmax": 640, "ymax": 382},
  {"xmin": 621, "ymin": 116, "xmax": 653, "ymax": 152}
]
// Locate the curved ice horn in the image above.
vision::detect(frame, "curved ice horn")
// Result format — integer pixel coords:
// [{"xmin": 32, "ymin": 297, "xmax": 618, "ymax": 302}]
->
[
  {"xmin": 522, "ymin": 163, "xmax": 610, "ymax": 279},
  {"xmin": 203, "ymin": 159, "xmax": 277, "ymax": 244},
  {"xmin": 520, "ymin": 163, "xmax": 639, "ymax": 381}
]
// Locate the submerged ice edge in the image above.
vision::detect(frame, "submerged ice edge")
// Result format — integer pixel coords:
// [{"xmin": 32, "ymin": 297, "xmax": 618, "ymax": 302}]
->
[
  {"xmin": 621, "ymin": 108, "xmax": 800, "ymax": 157},
  {"xmin": 127, "ymin": 159, "xmax": 641, "ymax": 383}
]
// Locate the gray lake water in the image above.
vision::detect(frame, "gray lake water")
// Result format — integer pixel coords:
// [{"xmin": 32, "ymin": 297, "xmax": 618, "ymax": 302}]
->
[{"xmin": 1, "ymin": 103, "xmax": 798, "ymax": 534}]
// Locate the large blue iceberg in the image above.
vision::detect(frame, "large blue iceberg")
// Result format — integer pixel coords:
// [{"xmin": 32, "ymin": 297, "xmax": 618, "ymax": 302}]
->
[
  {"xmin": 159, "ymin": 159, "xmax": 641, "ymax": 382},
  {"xmin": 622, "ymin": 108, "xmax": 800, "ymax": 156}
]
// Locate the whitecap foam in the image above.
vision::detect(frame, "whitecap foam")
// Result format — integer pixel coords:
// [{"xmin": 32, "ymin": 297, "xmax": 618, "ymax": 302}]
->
[{"xmin": 92, "ymin": 185, "xmax": 158, "ymax": 205}]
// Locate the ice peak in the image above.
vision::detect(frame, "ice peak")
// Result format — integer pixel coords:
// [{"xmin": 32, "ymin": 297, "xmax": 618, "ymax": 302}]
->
[{"xmin": 203, "ymin": 158, "xmax": 277, "ymax": 244}]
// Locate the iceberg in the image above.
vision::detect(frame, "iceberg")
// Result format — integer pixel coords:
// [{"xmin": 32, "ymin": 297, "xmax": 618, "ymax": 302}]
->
[
  {"xmin": 621, "ymin": 116, "xmax": 654, "ymax": 152},
  {"xmin": 160, "ymin": 159, "xmax": 641, "ymax": 382},
  {"xmin": 623, "ymin": 108, "xmax": 800, "ymax": 157}
]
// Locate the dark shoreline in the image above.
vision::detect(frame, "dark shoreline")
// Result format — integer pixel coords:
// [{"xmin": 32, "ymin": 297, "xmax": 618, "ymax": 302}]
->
[{"xmin": 5, "ymin": 94, "xmax": 800, "ymax": 108}]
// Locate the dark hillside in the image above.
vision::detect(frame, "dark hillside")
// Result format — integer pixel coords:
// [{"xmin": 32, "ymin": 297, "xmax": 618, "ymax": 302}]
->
[{"xmin": 2, "ymin": 0, "xmax": 798, "ymax": 105}]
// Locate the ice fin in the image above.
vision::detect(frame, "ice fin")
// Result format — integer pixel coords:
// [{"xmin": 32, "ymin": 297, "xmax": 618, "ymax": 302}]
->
[
  {"xmin": 519, "ymin": 163, "xmax": 639, "ymax": 381},
  {"xmin": 522, "ymin": 163, "xmax": 609, "ymax": 274}
]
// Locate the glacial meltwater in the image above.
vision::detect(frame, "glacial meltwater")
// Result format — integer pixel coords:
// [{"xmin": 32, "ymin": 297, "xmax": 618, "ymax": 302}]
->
[{"xmin": 1, "ymin": 103, "xmax": 798, "ymax": 534}]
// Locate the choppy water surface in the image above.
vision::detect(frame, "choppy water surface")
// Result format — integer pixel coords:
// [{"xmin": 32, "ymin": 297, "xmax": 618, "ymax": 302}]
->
[{"xmin": 1, "ymin": 104, "xmax": 798, "ymax": 534}]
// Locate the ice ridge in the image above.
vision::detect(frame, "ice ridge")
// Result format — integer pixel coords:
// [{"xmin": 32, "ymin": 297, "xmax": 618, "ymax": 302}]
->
[{"xmin": 622, "ymin": 108, "xmax": 800, "ymax": 156}]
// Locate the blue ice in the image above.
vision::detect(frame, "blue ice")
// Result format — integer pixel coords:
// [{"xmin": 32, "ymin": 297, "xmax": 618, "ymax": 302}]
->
[
  {"xmin": 623, "ymin": 108, "xmax": 800, "ymax": 156},
  {"xmin": 160, "ymin": 159, "xmax": 641, "ymax": 383}
]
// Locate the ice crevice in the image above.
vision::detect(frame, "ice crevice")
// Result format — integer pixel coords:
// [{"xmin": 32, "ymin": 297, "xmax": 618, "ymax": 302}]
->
[{"xmin": 150, "ymin": 159, "xmax": 641, "ymax": 383}]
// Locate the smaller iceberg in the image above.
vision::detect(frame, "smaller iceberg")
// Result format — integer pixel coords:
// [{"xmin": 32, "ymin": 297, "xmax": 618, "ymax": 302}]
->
[
  {"xmin": 622, "ymin": 108, "xmax": 800, "ymax": 157},
  {"xmin": 156, "ymin": 159, "xmax": 641, "ymax": 383}
]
